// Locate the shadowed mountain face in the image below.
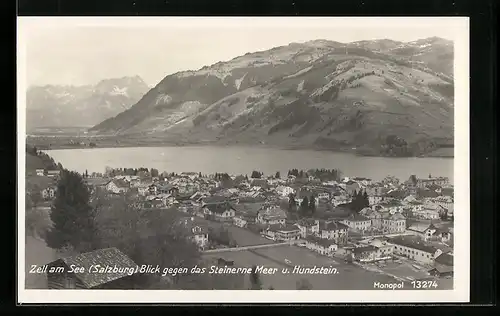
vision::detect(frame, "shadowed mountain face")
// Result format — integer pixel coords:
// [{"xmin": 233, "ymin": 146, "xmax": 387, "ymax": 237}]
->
[
  {"xmin": 26, "ymin": 76, "xmax": 150, "ymax": 132},
  {"xmin": 89, "ymin": 38, "xmax": 454, "ymax": 156}
]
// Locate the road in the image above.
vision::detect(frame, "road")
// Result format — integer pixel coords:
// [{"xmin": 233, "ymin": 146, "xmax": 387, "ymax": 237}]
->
[{"xmin": 203, "ymin": 244, "xmax": 401, "ymax": 290}]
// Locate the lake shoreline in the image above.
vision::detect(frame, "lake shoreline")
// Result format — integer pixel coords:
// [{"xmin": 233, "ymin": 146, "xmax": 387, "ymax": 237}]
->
[
  {"xmin": 40, "ymin": 141, "xmax": 454, "ymax": 159},
  {"xmin": 41, "ymin": 144, "xmax": 454, "ymax": 182}
]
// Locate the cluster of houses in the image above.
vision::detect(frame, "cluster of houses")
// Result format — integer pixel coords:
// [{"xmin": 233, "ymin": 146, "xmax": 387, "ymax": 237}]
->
[{"xmin": 77, "ymin": 171, "xmax": 454, "ymax": 277}]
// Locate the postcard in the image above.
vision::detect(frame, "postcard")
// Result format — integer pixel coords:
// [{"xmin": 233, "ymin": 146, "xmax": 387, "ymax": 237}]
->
[{"xmin": 17, "ymin": 16, "xmax": 469, "ymax": 303}]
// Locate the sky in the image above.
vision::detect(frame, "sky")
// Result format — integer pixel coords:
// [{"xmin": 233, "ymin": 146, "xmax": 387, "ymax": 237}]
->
[{"xmin": 19, "ymin": 17, "xmax": 467, "ymax": 87}]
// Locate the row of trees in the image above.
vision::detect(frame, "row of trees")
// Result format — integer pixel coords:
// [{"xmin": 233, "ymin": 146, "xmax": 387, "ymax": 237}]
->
[
  {"xmin": 214, "ymin": 173, "xmax": 231, "ymax": 181},
  {"xmin": 248, "ymin": 171, "xmax": 282, "ymax": 179},
  {"xmin": 378, "ymin": 135, "xmax": 438, "ymax": 157},
  {"xmin": 250, "ymin": 171, "xmax": 264, "ymax": 179},
  {"xmin": 26, "ymin": 144, "xmax": 60, "ymax": 171},
  {"xmin": 104, "ymin": 167, "xmax": 159, "ymax": 177},
  {"xmin": 287, "ymin": 168, "xmax": 342, "ymax": 182}
]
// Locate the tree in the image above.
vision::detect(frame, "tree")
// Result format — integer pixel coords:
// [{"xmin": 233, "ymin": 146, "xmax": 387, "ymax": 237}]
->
[
  {"xmin": 288, "ymin": 193, "xmax": 297, "ymax": 212},
  {"xmin": 30, "ymin": 185, "xmax": 42, "ymax": 208},
  {"xmin": 296, "ymin": 278, "xmax": 313, "ymax": 290},
  {"xmin": 439, "ymin": 207, "xmax": 448, "ymax": 220},
  {"xmin": 25, "ymin": 192, "xmax": 33, "ymax": 211},
  {"xmin": 46, "ymin": 170, "xmax": 98, "ymax": 253},
  {"xmin": 268, "ymin": 285, "xmax": 275, "ymax": 290},
  {"xmin": 309, "ymin": 195, "xmax": 316, "ymax": 214},
  {"xmin": 95, "ymin": 193, "xmax": 202, "ymax": 288},
  {"xmin": 403, "ymin": 208, "xmax": 413, "ymax": 220},
  {"xmin": 150, "ymin": 168, "xmax": 159, "ymax": 178},
  {"xmin": 363, "ymin": 191, "xmax": 369, "ymax": 208},
  {"xmin": 249, "ymin": 265, "xmax": 262, "ymax": 290},
  {"xmin": 251, "ymin": 171, "xmax": 262, "ymax": 179},
  {"xmin": 275, "ymin": 171, "xmax": 280, "ymax": 179},
  {"xmin": 409, "ymin": 175, "xmax": 418, "ymax": 186},
  {"xmin": 300, "ymin": 196, "xmax": 309, "ymax": 216}
]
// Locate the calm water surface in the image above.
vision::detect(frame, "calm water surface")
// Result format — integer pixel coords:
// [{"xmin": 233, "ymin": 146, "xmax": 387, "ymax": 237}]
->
[{"xmin": 45, "ymin": 146, "xmax": 453, "ymax": 182}]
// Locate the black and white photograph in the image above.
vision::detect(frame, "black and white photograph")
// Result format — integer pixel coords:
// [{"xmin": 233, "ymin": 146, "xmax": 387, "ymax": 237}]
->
[{"xmin": 17, "ymin": 17, "xmax": 469, "ymax": 303}]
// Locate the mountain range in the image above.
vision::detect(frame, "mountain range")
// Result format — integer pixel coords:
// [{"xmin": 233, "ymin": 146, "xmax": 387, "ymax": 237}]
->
[
  {"xmin": 26, "ymin": 76, "xmax": 150, "ymax": 132},
  {"xmin": 89, "ymin": 37, "xmax": 454, "ymax": 156}
]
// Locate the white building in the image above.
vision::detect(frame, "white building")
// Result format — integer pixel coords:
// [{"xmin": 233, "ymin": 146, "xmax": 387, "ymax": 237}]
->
[
  {"xmin": 294, "ymin": 219, "xmax": 319, "ymax": 239},
  {"xmin": 381, "ymin": 213, "xmax": 406, "ymax": 233},
  {"xmin": 388, "ymin": 236, "xmax": 437, "ymax": 265},
  {"xmin": 340, "ymin": 214, "xmax": 371, "ymax": 232},
  {"xmin": 275, "ymin": 185, "xmax": 295, "ymax": 198},
  {"xmin": 406, "ymin": 223, "xmax": 438, "ymax": 241},
  {"xmin": 304, "ymin": 237, "xmax": 338, "ymax": 257},
  {"xmin": 316, "ymin": 220, "xmax": 349, "ymax": 245},
  {"xmin": 412, "ymin": 208, "xmax": 440, "ymax": 220},
  {"xmin": 105, "ymin": 179, "xmax": 130, "ymax": 194},
  {"xmin": 369, "ymin": 195, "xmax": 384, "ymax": 206}
]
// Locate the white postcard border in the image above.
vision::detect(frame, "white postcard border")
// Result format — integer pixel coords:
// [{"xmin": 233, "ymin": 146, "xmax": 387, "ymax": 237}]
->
[{"xmin": 17, "ymin": 16, "xmax": 470, "ymax": 303}]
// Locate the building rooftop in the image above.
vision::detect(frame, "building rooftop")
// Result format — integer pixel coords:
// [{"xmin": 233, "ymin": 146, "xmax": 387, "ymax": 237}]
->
[
  {"xmin": 296, "ymin": 218, "xmax": 318, "ymax": 227},
  {"xmin": 202, "ymin": 196, "xmax": 228, "ymax": 204},
  {"xmin": 344, "ymin": 213, "xmax": 370, "ymax": 222},
  {"xmin": 407, "ymin": 223, "xmax": 437, "ymax": 233},
  {"xmin": 259, "ymin": 206, "xmax": 287, "ymax": 219},
  {"xmin": 267, "ymin": 223, "xmax": 299, "ymax": 232},
  {"xmin": 435, "ymin": 253, "xmax": 453, "ymax": 266},
  {"xmin": 320, "ymin": 220, "xmax": 349, "ymax": 231},
  {"xmin": 387, "ymin": 236, "xmax": 437, "ymax": 254},
  {"xmin": 352, "ymin": 177, "xmax": 372, "ymax": 181},
  {"xmin": 204, "ymin": 202, "xmax": 235, "ymax": 214},
  {"xmin": 352, "ymin": 245, "xmax": 378, "ymax": 254},
  {"xmin": 48, "ymin": 247, "xmax": 137, "ymax": 288},
  {"xmin": 108, "ymin": 179, "xmax": 130, "ymax": 188},
  {"xmin": 305, "ymin": 236, "xmax": 337, "ymax": 248},
  {"xmin": 389, "ymin": 213, "xmax": 406, "ymax": 221}
]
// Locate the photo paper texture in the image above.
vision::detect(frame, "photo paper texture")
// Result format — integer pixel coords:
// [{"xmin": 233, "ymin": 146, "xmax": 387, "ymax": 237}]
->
[{"xmin": 17, "ymin": 16, "xmax": 469, "ymax": 303}]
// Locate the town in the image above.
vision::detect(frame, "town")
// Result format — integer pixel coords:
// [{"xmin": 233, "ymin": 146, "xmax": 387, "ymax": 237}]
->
[{"xmin": 26, "ymin": 156, "xmax": 454, "ymax": 290}]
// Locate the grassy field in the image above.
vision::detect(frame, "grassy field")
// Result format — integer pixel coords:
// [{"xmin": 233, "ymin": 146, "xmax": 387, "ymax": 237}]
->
[
  {"xmin": 225, "ymin": 226, "xmax": 275, "ymax": 246},
  {"xmin": 191, "ymin": 218, "xmax": 275, "ymax": 246},
  {"xmin": 26, "ymin": 175, "xmax": 56, "ymax": 190}
]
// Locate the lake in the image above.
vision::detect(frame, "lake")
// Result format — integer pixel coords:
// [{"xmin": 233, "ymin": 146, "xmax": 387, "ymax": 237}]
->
[{"xmin": 45, "ymin": 146, "xmax": 453, "ymax": 182}]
